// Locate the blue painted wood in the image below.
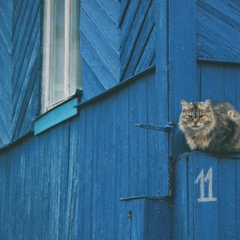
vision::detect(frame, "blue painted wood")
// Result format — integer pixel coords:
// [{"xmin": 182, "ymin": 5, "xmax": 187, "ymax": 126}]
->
[
  {"xmin": 0, "ymin": 0, "xmax": 13, "ymax": 147},
  {"xmin": 0, "ymin": 122, "xmax": 81, "ymax": 239},
  {"xmin": 0, "ymin": 69, "xmax": 174, "ymax": 239},
  {"xmin": 11, "ymin": 0, "xmax": 41, "ymax": 141},
  {"xmin": 120, "ymin": 198, "xmax": 172, "ymax": 240},
  {"xmin": 34, "ymin": 98, "xmax": 79, "ymax": 135},
  {"xmin": 0, "ymin": 0, "xmax": 41, "ymax": 147},
  {"xmin": 74, "ymin": 106, "xmax": 93, "ymax": 239},
  {"xmin": 155, "ymin": 0, "xmax": 172, "ymax": 196},
  {"xmin": 2, "ymin": 0, "xmax": 240, "ymax": 238},
  {"xmin": 172, "ymin": 152, "xmax": 189, "ymax": 240},
  {"xmin": 174, "ymin": 152, "xmax": 240, "ymax": 239},
  {"xmin": 168, "ymin": 0, "xmax": 199, "ymax": 157},
  {"xmin": 81, "ymin": 0, "xmax": 120, "ymax": 101},
  {"xmin": 197, "ymin": 0, "xmax": 240, "ymax": 62},
  {"xmin": 120, "ymin": 0, "xmax": 155, "ymax": 81},
  {"xmin": 199, "ymin": 62, "xmax": 240, "ymax": 107}
]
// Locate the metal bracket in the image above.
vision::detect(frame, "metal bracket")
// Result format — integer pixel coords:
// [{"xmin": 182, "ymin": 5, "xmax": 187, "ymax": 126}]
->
[
  {"xmin": 135, "ymin": 122, "xmax": 176, "ymax": 133},
  {"xmin": 120, "ymin": 195, "xmax": 172, "ymax": 202}
]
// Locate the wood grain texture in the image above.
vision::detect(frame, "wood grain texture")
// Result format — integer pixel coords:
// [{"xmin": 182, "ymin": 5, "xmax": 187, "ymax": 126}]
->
[
  {"xmin": 199, "ymin": 62, "xmax": 240, "ymax": 108},
  {"xmin": 120, "ymin": 199, "xmax": 171, "ymax": 239},
  {"xmin": 0, "ymin": 0, "xmax": 41, "ymax": 147},
  {"xmin": 120, "ymin": 0, "xmax": 155, "ymax": 81},
  {"xmin": 0, "ymin": 122, "xmax": 80, "ymax": 239},
  {"xmin": 0, "ymin": 71, "xmax": 172, "ymax": 239},
  {"xmin": 0, "ymin": 0, "xmax": 13, "ymax": 146},
  {"xmin": 11, "ymin": 0, "xmax": 41, "ymax": 140},
  {"xmin": 81, "ymin": 0, "xmax": 120, "ymax": 101},
  {"xmin": 168, "ymin": 0, "xmax": 198, "ymax": 157},
  {"xmin": 174, "ymin": 152, "xmax": 240, "ymax": 239},
  {"xmin": 197, "ymin": 0, "xmax": 240, "ymax": 62}
]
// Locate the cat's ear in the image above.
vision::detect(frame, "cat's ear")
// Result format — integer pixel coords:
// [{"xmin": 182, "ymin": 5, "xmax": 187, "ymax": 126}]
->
[
  {"xmin": 181, "ymin": 99, "xmax": 190, "ymax": 110},
  {"xmin": 202, "ymin": 99, "xmax": 211, "ymax": 109}
]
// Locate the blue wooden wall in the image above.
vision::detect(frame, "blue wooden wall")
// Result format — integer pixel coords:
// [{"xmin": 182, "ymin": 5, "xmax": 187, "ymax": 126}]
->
[
  {"xmin": 80, "ymin": 0, "xmax": 120, "ymax": 101},
  {"xmin": 0, "ymin": 122, "xmax": 79, "ymax": 239},
  {"xmin": 0, "ymin": 0, "xmax": 41, "ymax": 147},
  {"xmin": 0, "ymin": 0, "xmax": 13, "ymax": 147},
  {"xmin": 0, "ymin": 70, "xmax": 171, "ymax": 239},
  {"xmin": 11, "ymin": 0, "xmax": 41, "ymax": 141},
  {"xmin": 119, "ymin": 0, "xmax": 155, "ymax": 81},
  {"xmin": 0, "ymin": 0, "xmax": 240, "ymax": 239},
  {"xmin": 196, "ymin": 0, "xmax": 240, "ymax": 106},
  {"xmin": 81, "ymin": 0, "xmax": 156, "ymax": 101},
  {"xmin": 197, "ymin": 0, "xmax": 240, "ymax": 63},
  {"xmin": 174, "ymin": 152, "xmax": 240, "ymax": 240}
]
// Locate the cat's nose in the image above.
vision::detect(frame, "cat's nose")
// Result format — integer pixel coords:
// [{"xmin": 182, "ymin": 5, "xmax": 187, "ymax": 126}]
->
[{"xmin": 193, "ymin": 119, "xmax": 198, "ymax": 125}]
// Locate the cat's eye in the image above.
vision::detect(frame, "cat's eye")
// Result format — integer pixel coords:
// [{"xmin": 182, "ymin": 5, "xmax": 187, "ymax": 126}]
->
[
  {"xmin": 199, "ymin": 115, "xmax": 204, "ymax": 118},
  {"xmin": 187, "ymin": 115, "xmax": 193, "ymax": 119}
]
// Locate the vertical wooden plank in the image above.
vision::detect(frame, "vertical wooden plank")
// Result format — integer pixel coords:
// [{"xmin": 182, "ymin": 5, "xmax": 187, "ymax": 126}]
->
[
  {"xmin": 116, "ymin": 87, "xmax": 132, "ymax": 239},
  {"xmin": 91, "ymin": 100, "xmax": 103, "ymax": 239},
  {"xmin": 67, "ymin": 117, "xmax": 82, "ymax": 239},
  {"xmin": 146, "ymin": 72, "xmax": 167, "ymax": 196},
  {"xmin": 101, "ymin": 95, "xmax": 117, "ymax": 239},
  {"xmin": 235, "ymin": 160, "xmax": 240, "ymax": 239},
  {"xmin": 0, "ymin": 153, "xmax": 7, "ymax": 239},
  {"xmin": 75, "ymin": 107, "xmax": 93, "ymax": 239},
  {"xmin": 189, "ymin": 153, "xmax": 218, "ymax": 239},
  {"xmin": 128, "ymin": 78, "xmax": 148, "ymax": 196},
  {"xmin": 155, "ymin": 0, "xmax": 171, "ymax": 195},
  {"xmin": 200, "ymin": 62, "xmax": 225, "ymax": 101},
  {"xmin": 168, "ymin": 0, "xmax": 198, "ymax": 155},
  {"xmin": 146, "ymin": 200, "xmax": 172, "ymax": 240},
  {"xmin": 173, "ymin": 153, "xmax": 189, "ymax": 240},
  {"xmin": 217, "ymin": 158, "xmax": 236, "ymax": 240}
]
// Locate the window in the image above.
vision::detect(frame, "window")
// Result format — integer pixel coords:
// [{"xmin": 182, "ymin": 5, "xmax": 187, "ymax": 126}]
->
[{"xmin": 42, "ymin": 0, "xmax": 81, "ymax": 113}]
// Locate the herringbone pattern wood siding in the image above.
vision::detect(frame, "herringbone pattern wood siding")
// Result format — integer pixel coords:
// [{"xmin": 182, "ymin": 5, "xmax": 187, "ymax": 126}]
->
[
  {"xmin": 119, "ymin": 0, "xmax": 155, "ymax": 81},
  {"xmin": 0, "ymin": 0, "xmax": 41, "ymax": 147},
  {"xmin": 11, "ymin": 0, "xmax": 41, "ymax": 141},
  {"xmin": 81, "ymin": 0, "xmax": 120, "ymax": 101},
  {"xmin": 0, "ymin": 1, "xmax": 13, "ymax": 146}
]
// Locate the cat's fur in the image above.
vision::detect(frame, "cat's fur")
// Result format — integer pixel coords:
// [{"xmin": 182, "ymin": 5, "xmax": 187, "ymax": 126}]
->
[{"xmin": 179, "ymin": 99, "xmax": 240, "ymax": 153}]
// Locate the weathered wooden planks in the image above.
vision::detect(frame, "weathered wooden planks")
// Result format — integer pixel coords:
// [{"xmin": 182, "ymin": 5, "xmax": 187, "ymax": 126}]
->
[
  {"xmin": 174, "ymin": 152, "xmax": 240, "ymax": 240},
  {"xmin": 0, "ymin": 0, "xmax": 13, "ymax": 147},
  {"xmin": 81, "ymin": 0, "xmax": 120, "ymax": 101},
  {"xmin": 120, "ymin": 0, "xmax": 155, "ymax": 81},
  {"xmin": 197, "ymin": 0, "xmax": 240, "ymax": 63},
  {"xmin": 11, "ymin": 0, "xmax": 41, "ymax": 141},
  {"xmin": 0, "ymin": 0, "xmax": 41, "ymax": 147},
  {"xmin": 0, "ymin": 70, "xmax": 172, "ymax": 239},
  {"xmin": 199, "ymin": 61, "xmax": 240, "ymax": 108}
]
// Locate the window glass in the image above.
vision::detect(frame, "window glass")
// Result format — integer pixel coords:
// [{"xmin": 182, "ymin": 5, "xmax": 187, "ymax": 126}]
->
[
  {"xmin": 42, "ymin": 0, "xmax": 81, "ymax": 112},
  {"xmin": 50, "ymin": 0, "xmax": 65, "ymax": 104}
]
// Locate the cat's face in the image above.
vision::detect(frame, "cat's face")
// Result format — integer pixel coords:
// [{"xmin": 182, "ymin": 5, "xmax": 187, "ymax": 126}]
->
[{"xmin": 179, "ymin": 99, "xmax": 215, "ymax": 132}]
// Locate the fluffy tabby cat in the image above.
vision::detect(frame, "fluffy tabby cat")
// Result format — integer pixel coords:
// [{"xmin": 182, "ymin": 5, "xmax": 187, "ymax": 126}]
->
[{"xmin": 179, "ymin": 99, "xmax": 240, "ymax": 153}]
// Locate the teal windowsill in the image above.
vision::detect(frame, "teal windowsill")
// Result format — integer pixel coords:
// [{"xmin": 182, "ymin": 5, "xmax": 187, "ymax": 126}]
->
[{"xmin": 34, "ymin": 98, "xmax": 78, "ymax": 135}]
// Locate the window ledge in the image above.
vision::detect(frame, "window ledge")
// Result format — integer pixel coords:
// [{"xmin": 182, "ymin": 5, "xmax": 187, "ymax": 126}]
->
[{"xmin": 34, "ymin": 97, "xmax": 79, "ymax": 135}]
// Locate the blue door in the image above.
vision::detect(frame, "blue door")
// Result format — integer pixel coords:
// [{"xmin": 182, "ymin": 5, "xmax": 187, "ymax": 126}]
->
[
  {"xmin": 171, "ymin": 1, "xmax": 240, "ymax": 239},
  {"xmin": 169, "ymin": 0, "xmax": 240, "ymax": 153}
]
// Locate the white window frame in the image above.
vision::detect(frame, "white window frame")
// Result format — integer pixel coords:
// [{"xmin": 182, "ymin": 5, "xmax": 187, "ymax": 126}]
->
[{"xmin": 42, "ymin": 0, "xmax": 81, "ymax": 113}]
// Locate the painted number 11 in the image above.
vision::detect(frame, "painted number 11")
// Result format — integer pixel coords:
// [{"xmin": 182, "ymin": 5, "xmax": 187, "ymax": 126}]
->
[{"xmin": 194, "ymin": 167, "xmax": 217, "ymax": 202}]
